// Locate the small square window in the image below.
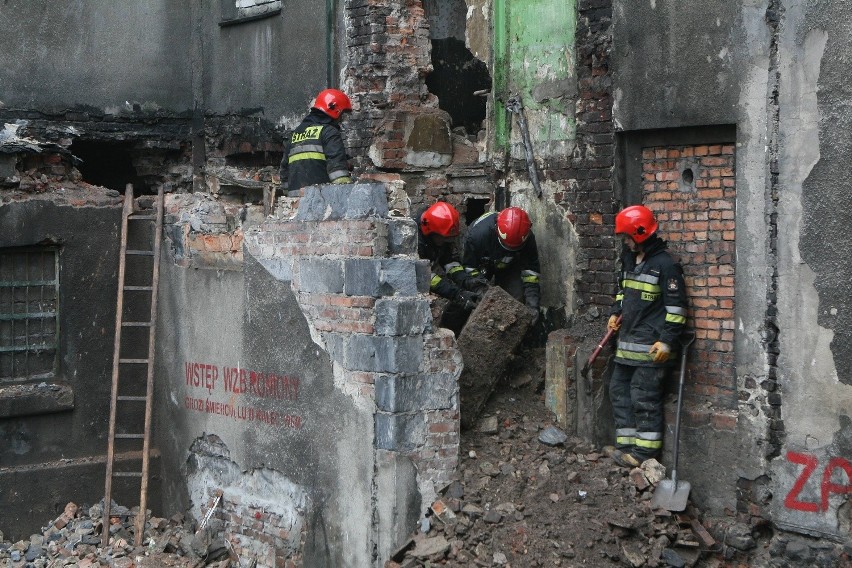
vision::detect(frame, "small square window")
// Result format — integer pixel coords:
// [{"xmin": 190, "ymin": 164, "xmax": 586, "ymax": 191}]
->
[{"xmin": 0, "ymin": 246, "xmax": 59, "ymax": 383}]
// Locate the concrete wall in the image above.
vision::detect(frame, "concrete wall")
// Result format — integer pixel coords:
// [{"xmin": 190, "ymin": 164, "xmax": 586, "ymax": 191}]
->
[
  {"xmin": 0, "ymin": 194, "xmax": 147, "ymax": 539},
  {"xmin": 155, "ymin": 185, "xmax": 461, "ymax": 567},
  {"xmin": 611, "ymin": 0, "xmax": 852, "ymax": 544},
  {"xmin": 770, "ymin": 0, "xmax": 852, "ymax": 541},
  {"xmin": 0, "ymin": 0, "xmax": 328, "ymax": 124}
]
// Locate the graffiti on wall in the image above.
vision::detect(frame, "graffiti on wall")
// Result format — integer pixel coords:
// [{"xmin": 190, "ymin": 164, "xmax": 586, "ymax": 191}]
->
[
  {"xmin": 183, "ymin": 361, "xmax": 303, "ymax": 428},
  {"xmin": 784, "ymin": 450, "xmax": 852, "ymax": 513}
]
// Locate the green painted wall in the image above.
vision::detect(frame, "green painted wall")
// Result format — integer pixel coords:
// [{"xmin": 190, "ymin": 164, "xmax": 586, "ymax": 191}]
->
[{"xmin": 493, "ymin": 0, "xmax": 577, "ymax": 153}]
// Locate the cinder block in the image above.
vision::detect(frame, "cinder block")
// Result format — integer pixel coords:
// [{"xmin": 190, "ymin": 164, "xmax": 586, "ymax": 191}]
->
[
  {"xmin": 345, "ymin": 336, "xmax": 422, "ymax": 373},
  {"xmin": 375, "ymin": 298, "xmax": 431, "ymax": 336},
  {"xmin": 375, "ymin": 373, "xmax": 458, "ymax": 413},
  {"xmin": 375, "ymin": 412, "xmax": 426, "ymax": 452},
  {"xmin": 297, "ymin": 258, "xmax": 344, "ymax": 293},
  {"xmin": 344, "ymin": 259, "xmax": 382, "ymax": 296}
]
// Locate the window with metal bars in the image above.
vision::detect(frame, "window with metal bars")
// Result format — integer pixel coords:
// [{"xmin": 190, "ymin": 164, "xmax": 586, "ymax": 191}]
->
[{"xmin": 0, "ymin": 246, "xmax": 60, "ymax": 383}]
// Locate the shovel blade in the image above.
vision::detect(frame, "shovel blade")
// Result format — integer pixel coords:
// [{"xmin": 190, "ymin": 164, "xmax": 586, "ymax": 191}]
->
[{"xmin": 651, "ymin": 479, "xmax": 691, "ymax": 512}]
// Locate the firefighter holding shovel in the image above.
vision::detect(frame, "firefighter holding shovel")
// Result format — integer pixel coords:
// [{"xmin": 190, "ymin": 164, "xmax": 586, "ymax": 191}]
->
[{"xmin": 606, "ymin": 205, "xmax": 688, "ymax": 468}]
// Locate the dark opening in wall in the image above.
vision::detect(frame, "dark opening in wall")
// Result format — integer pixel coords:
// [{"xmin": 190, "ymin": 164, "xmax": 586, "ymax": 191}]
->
[
  {"xmin": 426, "ymin": 37, "xmax": 491, "ymax": 135},
  {"xmin": 464, "ymin": 198, "xmax": 489, "ymax": 226},
  {"xmin": 226, "ymin": 151, "xmax": 283, "ymax": 169},
  {"xmin": 70, "ymin": 140, "xmax": 147, "ymax": 193}
]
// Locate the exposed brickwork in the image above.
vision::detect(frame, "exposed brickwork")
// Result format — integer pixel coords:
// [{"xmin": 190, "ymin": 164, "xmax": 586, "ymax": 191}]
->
[
  {"xmin": 244, "ymin": 184, "xmax": 460, "ymax": 519},
  {"xmin": 551, "ymin": 0, "xmax": 617, "ymax": 310},
  {"xmin": 343, "ymin": 0, "xmax": 435, "ymax": 167},
  {"xmin": 641, "ymin": 144, "xmax": 737, "ymax": 411},
  {"xmin": 209, "ymin": 490, "xmax": 305, "ymax": 568}
]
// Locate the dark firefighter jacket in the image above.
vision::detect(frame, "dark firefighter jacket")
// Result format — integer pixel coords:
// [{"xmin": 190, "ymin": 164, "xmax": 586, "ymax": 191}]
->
[
  {"xmin": 610, "ymin": 235, "xmax": 688, "ymax": 367},
  {"xmin": 462, "ymin": 211, "xmax": 541, "ymax": 309},
  {"xmin": 279, "ymin": 109, "xmax": 351, "ymax": 193},
  {"xmin": 414, "ymin": 207, "xmax": 475, "ymax": 300}
]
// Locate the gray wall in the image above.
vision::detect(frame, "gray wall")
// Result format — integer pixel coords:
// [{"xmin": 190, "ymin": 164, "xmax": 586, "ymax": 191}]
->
[
  {"xmin": 613, "ymin": 0, "xmax": 852, "ymax": 543},
  {"xmin": 0, "ymin": 0, "xmax": 329, "ymax": 123},
  {"xmin": 155, "ymin": 249, "xmax": 375, "ymax": 566},
  {"xmin": 0, "ymin": 197, "xmax": 149, "ymax": 539}
]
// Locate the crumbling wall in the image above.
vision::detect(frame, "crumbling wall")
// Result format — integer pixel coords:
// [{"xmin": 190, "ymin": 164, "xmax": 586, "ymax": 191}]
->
[{"xmin": 155, "ymin": 183, "xmax": 461, "ymax": 567}]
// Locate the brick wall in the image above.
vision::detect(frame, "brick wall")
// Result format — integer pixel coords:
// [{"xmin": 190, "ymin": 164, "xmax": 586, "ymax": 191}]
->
[
  {"xmin": 245, "ymin": 183, "xmax": 461, "ymax": 531},
  {"xmin": 552, "ymin": 0, "xmax": 617, "ymax": 310},
  {"xmin": 641, "ymin": 144, "xmax": 736, "ymax": 414}
]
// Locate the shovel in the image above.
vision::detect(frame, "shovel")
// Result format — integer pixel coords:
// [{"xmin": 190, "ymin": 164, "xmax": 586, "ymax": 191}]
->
[
  {"xmin": 651, "ymin": 330, "xmax": 696, "ymax": 512},
  {"xmin": 580, "ymin": 314, "xmax": 622, "ymax": 395}
]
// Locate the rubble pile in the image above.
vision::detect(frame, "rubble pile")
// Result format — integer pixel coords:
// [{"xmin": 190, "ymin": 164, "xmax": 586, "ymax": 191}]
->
[
  {"xmin": 386, "ymin": 348, "xmax": 850, "ymax": 568},
  {"xmin": 0, "ymin": 501, "xmax": 229, "ymax": 568}
]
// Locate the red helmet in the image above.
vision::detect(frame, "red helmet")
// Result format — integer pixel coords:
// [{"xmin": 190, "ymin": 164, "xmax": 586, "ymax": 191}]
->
[
  {"xmin": 496, "ymin": 207, "xmax": 532, "ymax": 250},
  {"xmin": 615, "ymin": 205, "xmax": 658, "ymax": 244},
  {"xmin": 421, "ymin": 202, "xmax": 460, "ymax": 238},
  {"xmin": 313, "ymin": 89, "xmax": 352, "ymax": 120}
]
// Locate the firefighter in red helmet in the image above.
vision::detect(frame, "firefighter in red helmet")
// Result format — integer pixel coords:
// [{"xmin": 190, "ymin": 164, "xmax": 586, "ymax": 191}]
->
[
  {"xmin": 279, "ymin": 89, "xmax": 353, "ymax": 195},
  {"xmin": 462, "ymin": 207, "xmax": 541, "ymax": 322},
  {"xmin": 606, "ymin": 204, "xmax": 688, "ymax": 468},
  {"xmin": 415, "ymin": 202, "xmax": 486, "ymax": 333}
]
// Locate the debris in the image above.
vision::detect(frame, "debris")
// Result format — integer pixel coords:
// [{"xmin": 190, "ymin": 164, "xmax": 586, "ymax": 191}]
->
[{"xmin": 537, "ymin": 426, "xmax": 568, "ymax": 446}]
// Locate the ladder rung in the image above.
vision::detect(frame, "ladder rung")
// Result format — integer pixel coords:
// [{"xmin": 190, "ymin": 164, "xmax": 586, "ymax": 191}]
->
[
  {"xmin": 126, "ymin": 250, "xmax": 154, "ymax": 256},
  {"xmin": 124, "ymin": 286, "xmax": 153, "ymax": 291},
  {"xmin": 117, "ymin": 396, "xmax": 147, "ymax": 401},
  {"xmin": 115, "ymin": 434, "xmax": 145, "ymax": 439},
  {"xmin": 119, "ymin": 358, "xmax": 150, "ymax": 364},
  {"xmin": 122, "ymin": 321, "xmax": 152, "ymax": 327},
  {"xmin": 128, "ymin": 214, "xmax": 157, "ymax": 220},
  {"xmin": 112, "ymin": 472, "xmax": 143, "ymax": 478}
]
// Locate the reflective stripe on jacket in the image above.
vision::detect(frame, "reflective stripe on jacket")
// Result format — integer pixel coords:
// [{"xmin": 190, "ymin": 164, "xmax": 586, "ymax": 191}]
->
[
  {"xmin": 279, "ymin": 109, "xmax": 350, "ymax": 193},
  {"xmin": 462, "ymin": 212, "xmax": 541, "ymax": 308},
  {"xmin": 611, "ymin": 236, "xmax": 687, "ymax": 367}
]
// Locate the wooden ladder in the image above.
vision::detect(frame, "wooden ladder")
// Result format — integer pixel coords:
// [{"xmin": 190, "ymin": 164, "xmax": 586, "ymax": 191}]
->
[{"xmin": 102, "ymin": 184, "xmax": 164, "ymax": 547}]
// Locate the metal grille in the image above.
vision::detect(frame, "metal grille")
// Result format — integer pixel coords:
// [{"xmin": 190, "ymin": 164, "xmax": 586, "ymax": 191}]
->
[{"xmin": 0, "ymin": 246, "xmax": 59, "ymax": 383}]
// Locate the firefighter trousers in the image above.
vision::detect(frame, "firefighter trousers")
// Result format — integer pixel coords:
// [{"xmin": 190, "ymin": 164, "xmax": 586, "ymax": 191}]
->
[{"xmin": 609, "ymin": 363, "xmax": 666, "ymax": 461}]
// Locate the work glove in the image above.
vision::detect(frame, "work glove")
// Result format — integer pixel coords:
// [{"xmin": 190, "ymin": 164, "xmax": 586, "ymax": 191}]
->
[
  {"xmin": 649, "ymin": 341, "xmax": 671, "ymax": 363},
  {"xmin": 607, "ymin": 314, "xmax": 621, "ymax": 332},
  {"xmin": 465, "ymin": 276, "xmax": 490, "ymax": 294},
  {"xmin": 454, "ymin": 290, "xmax": 481, "ymax": 311}
]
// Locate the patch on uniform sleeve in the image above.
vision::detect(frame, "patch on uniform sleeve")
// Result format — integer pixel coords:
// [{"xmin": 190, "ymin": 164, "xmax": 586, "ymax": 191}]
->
[{"xmin": 667, "ymin": 278, "xmax": 679, "ymax": 291}]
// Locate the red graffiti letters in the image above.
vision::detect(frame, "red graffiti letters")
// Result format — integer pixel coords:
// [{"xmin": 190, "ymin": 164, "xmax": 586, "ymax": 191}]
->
[{"xmin": 784, "ymin": 451, "xmax": 852, "ymax": 513}]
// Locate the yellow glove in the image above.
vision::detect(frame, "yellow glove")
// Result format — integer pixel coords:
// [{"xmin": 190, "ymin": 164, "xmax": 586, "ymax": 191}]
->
[
  {"xmin": 649, "ymin": 341, "xmax": 671, "ymax": 363},
  {"xmin": 607, "ymin": 315, "xmax": 621, "ymax": 332}
]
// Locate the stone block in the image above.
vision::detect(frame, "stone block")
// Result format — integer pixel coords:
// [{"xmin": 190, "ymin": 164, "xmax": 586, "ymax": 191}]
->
[
  {"xmin": 297, "ymin": 258, "xmax": 344, "ymax": 293},
  {"xmin": 545, "ymin": 329, "xmax": 578, "ymax": 431},
  {"xmin": 344, "ymin": 259, "xmax": 381, "ymax": 296},
  {"xmin": 256, "ymin": 257, "xmax": 293, "ymax": 282},
  {"xmin": 414, "ymin": 260, "xmax": 431, "ymax": 293},
  {"xmin": 375, "ymin": 372, "xmax": 457, "ymax": 413},
  {"xmin": 457, "ymin": 286, "xmax": 534, "ymax": 429},
  {"xmin": 387, "ymin": 217, "xmax": 418, "ymax": 256},
  {"xmin": 379, "ymin": 259, "xmax": 420, "ymax": 296},
  {"xmin": 295, "ymin": 183, "xmax": 388, "ymax": 221},
  {"xmin": 345, "ymin": 336, "xmax": 422, "ymax": 373},
  {"xmin": 375, "ymin": 412, "xmax": 426, "ymax": 452},
  {"xmin": 375, "ymin": 298, "xmax": 431, "ymax": 336}
]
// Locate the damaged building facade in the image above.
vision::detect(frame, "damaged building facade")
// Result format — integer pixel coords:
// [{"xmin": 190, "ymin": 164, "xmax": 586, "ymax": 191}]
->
[{"xmin": 0, "ymin": 0, "xmax": 850, "ymax": 565}]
